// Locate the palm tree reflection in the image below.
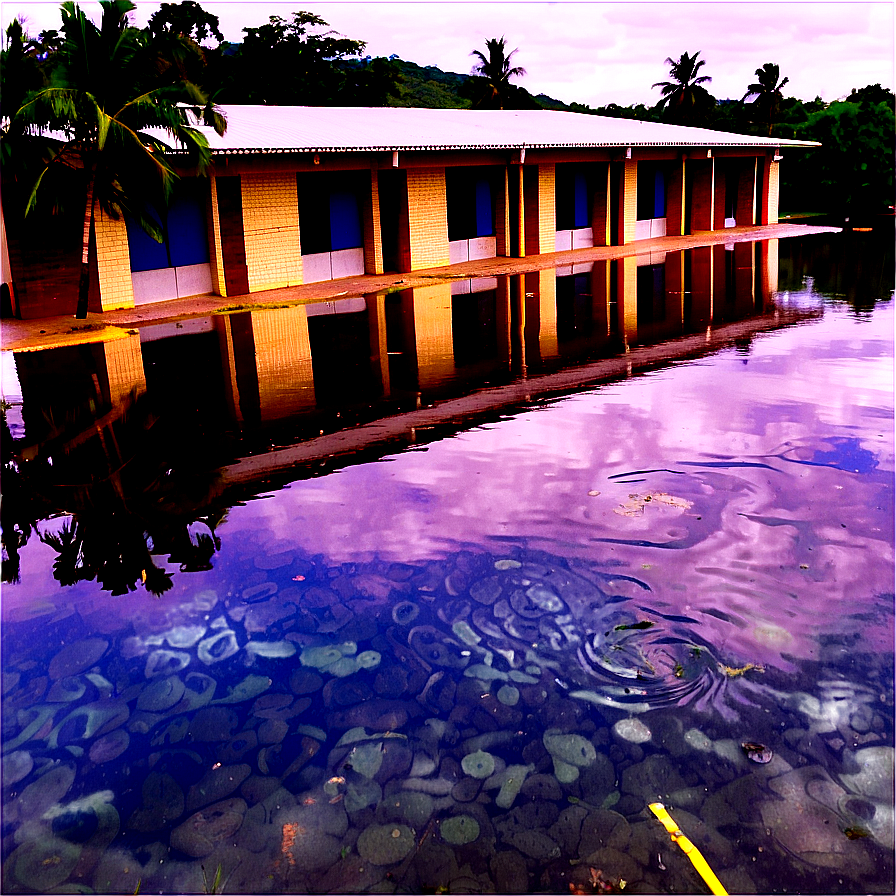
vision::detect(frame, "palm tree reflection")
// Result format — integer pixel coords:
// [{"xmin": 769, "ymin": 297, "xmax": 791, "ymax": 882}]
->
[{"xmin": 2, "ymin": 388, "xmax": 228, "ymax": 597}]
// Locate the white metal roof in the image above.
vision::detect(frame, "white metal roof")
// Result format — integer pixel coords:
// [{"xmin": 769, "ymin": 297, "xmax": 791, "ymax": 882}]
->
[{"xmin": 192, "ymin": 105, "xmax": 818, "ymax": 154}]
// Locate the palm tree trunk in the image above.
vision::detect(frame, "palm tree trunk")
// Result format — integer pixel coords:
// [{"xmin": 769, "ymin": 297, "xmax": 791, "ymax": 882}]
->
[{"xmin": 75, "ymin": 165, "xmax": 97, "ymax": 320}]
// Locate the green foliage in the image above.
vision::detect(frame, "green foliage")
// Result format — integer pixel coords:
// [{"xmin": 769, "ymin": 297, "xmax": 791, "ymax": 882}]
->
[
  {"xmin": 783, "ymin": 99, "xmax": 895, "ymax": 215},
  {"xmin": 4, "ymin": 0, "xmax": 225, "ymax": 317},
  {"xmin": 215, "ymin": 11, "xmax": 370, "ymax": 104},
  {"xmin": 742, "ymin": 63, "xmax": 790, "ymax": 135},
  {"xmin": 468, "ymin": 36, "xmax": 526, "ymax": 109},
  {"xmin": 652, "ymin": 50, "xmax": 716, "ymax": 124}
]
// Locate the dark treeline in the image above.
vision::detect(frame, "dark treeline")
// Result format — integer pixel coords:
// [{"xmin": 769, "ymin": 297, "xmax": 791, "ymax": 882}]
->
[{"xmin": 3, "ymin": 2, "xmax": 894, "ymax": 216}]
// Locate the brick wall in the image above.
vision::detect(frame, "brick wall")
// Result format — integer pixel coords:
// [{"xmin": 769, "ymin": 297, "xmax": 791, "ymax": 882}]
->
[
  {"xmin": 207, "ymin": 174, "xmax": 226, "ymax": 296},
  {"xmin": 241, "ymin": 173, "xmax": 302, "ymax": 291},
  {"xmin": 690, "ymin": 159, "xmax": 715, "ymax": 232},
  {"xmin": 93, "ymin": 208, "xmax": 135, "ymax": 311},
  {"xmin": 736, "ymin": 158, "xmax": 758, "ymax": 226},
  {"xmin": 524, "ymin": 164, "xmax": 555, "ymax": 255},
  {"xmin": 100, "ymin": 333, "xmax": 146, "ymax": 405},
  {"xmin": 690, "ymin": 245, "xmax": 713, "ymax": 322},
  {"xmin": 409, "ymin": 282, "xmax": 454, "ymax": 385},
  {"xmin": 406, "ymin": 168, "xmax": 450, "ymax": 269},
  {"xmin": 618, "ymin": 160, "xmax": 637, "ymax": 245},
  {"xmin": 250, "ymin": 306, "xmax": 315, "ymax": 419},
  {"xmin": 495, "ymin": 167, "xmax": 511, "ymax": 257},
  {"xmin": 363, "ymin": 170, "xmax": 384, "ymax": 274}
]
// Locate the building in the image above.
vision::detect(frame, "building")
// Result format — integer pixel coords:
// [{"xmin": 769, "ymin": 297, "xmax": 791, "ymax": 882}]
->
[{"xmin": 2, "ymin": 106, "xmax": 816, "ymax": 319}]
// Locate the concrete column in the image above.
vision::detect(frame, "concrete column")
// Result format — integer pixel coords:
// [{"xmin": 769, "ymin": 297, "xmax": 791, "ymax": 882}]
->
[
  {"xmin": 689, "ymin": 158, "xmax": 715, "ymax": 232},
  {"xmin": 665, "ymin": 158, "xmax": 687, "ymax": 236},
  {"xmin": 617, "ymin": 160, "xmax": 637, "ymax": 245},
  {"xmin": 736, "ymin": 158, "xmax": 758, "ymax": 226},
  {"xmin": 363, "ymin": 170, "xmax": 385, "ymax": 274},
  {"xmin": 758, "ymin": 155, "xmax": 780, "ymax": 225},
  {"xmin": 496, "ymin": 167, "xmax": 511, "ymax": 257},
  {"xmin": 496, "ymin": 273, "xmax": 512, "ymax": 366},
  {"xmin": 508, "ymin": 165, "xmax": 525, "ymax": 257},
  {"xmin": 207, "ymin": 174, "xmax": 226, "ymax": 296},
  {"xmin": 406, "ymin": 168, "xmax": 450, "ymax": 270},
  {"xmin": 591, "ymin": 163, "xmax": 612, "ymax": 247}
]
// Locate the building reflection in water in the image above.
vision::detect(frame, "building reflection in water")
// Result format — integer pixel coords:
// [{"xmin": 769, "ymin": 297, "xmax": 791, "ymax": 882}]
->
[
  {"xmin": 12, "ymin": 240, "xmax": 781, "ymax": 449},
  {"xmin": 4, "ymin": 239, "xmax": 788, "ymax": 594}
]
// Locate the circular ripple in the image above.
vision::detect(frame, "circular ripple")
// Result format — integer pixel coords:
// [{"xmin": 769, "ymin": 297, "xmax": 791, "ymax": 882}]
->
[{"xmin": 577, "ymin": 622, "xmax": 721, "ymax": 712}]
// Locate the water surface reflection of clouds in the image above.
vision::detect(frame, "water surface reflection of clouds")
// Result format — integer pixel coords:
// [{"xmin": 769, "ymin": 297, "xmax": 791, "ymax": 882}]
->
[{"xmin": 223, "ymin": 299, "xmax": 893, "ymax": 673}]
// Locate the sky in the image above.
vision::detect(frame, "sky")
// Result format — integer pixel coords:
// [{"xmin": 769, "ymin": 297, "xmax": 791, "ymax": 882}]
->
[{"xmin": 3, "ymin": 0, "xmax": 894, "ymax": 107}]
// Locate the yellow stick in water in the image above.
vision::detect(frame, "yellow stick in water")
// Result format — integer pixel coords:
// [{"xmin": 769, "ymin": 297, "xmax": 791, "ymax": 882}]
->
[{"xmin": 648, "ymin": 802, "xmax": 729, "ymax": 896}]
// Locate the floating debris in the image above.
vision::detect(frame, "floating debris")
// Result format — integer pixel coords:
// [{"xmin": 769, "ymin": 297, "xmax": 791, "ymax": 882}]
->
[
  {"xmin": 614, "ymin": 492, "xmax": 693, "ymax": 516},
  {"xmin": 719, "ymin": 662, "xmax": 765, "ymax": 678},
  {"xmin": 613, "ymin": 620, "xmax": 655, "ymax": 631}
]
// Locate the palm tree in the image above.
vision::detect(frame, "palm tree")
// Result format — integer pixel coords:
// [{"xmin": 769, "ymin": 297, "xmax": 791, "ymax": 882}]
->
[
  {"xmin": 470, "ymin": 36, "xmax": 526, "ymax": 109},
  {"xmin": 12, "ymin": 0, "xmax": 225, "ymax": 319},
  {"xmin": 652, "ymin": 51, "xmax": 713, "ymax": 124},
  {"xmin": 743, "ymin": 63, "xmax": 789, "ymax": 136}
]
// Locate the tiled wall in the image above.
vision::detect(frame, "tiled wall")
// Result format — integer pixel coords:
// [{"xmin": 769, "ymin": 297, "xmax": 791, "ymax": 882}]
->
[
  {"xmin": 406, "ymin": 168, "xmax": 450, "ymax": 269},
  {"xmin": 93, "ymin": 208, "xmax": 135, "ymax": 311},
  {"xmin": 241, "ymin": 173, "xmax": 303, "ymax": 292}
]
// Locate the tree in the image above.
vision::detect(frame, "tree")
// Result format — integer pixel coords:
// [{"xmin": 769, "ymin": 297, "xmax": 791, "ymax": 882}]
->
[
  {"xmin": 743, "ymin": 63, "xmax": 790, "ymax": 136},
  {"xmin": 145, "ymin": 0, "xmax": 223, "ymax": 90},
  {"xmin": 652, "ymin": 50, "xmax": 714, "ymax": 124},
  {"xmin": 469, "ymin": 36, "xmax": 526, "ymax": 109},
  {"xmin": 783, "ymin": 97, "xmax": 895, "ymax": 217},
  {"xmin": 12, "ymin": 0, "xmax": 224, "ymax": 319},
  {"xmin": 218, "ymin": 12, "xmax": 367, "ymax": 104}
]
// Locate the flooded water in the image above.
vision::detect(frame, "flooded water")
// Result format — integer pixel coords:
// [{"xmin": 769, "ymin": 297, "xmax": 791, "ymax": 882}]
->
[{"xmin": 1, "ymin": 230, "xmax": 893, "ymax": 895}]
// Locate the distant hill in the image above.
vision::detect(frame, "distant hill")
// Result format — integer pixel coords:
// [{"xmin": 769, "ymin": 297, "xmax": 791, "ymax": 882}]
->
[{"xmin": 384, "ymin": 58, "xmax": 576, "ymax": 111}]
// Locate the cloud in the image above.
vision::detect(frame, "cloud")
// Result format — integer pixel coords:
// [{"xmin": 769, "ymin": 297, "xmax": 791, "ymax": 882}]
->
[{"xmin": 5, "ymin": 0, "xmax": 892, "ymax": 106}]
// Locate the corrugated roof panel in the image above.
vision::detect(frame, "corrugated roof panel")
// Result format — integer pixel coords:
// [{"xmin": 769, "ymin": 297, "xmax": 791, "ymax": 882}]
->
[{"xmin": 176, "ymin": 106, "xmax": 818, "ymax": 154}]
